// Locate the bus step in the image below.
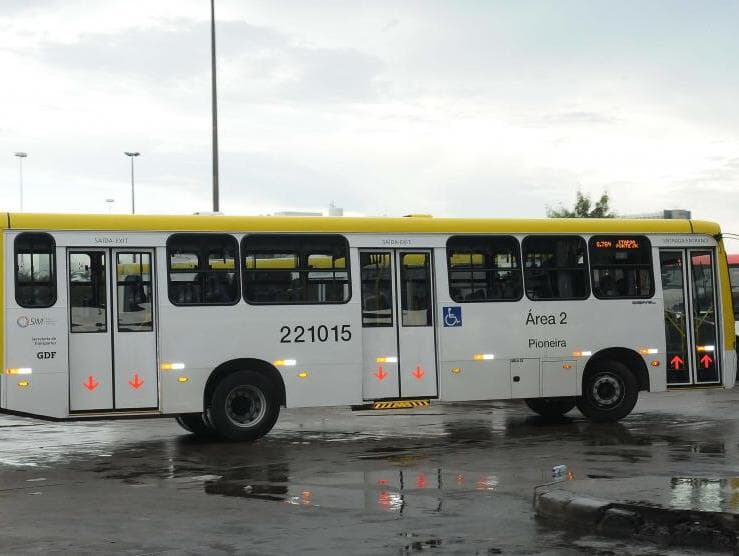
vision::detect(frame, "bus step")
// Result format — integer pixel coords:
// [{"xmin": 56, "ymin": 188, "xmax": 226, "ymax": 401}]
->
[{"xmin": 352, "ymin": 399, "xmax": 430, "ymax": 411}]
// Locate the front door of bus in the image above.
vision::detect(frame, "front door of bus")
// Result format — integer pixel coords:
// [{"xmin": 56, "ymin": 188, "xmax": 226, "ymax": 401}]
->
[
  {"xmin": 660, "ymin": 249, "xmax": 721, "ymax": 385},
  {"xmin": 360, "ymin": 250, "xmax": 438, "ymax": 400},
  {"xmin": 68, "ymin": 248, "xmax": 158, "ymax": 411}
]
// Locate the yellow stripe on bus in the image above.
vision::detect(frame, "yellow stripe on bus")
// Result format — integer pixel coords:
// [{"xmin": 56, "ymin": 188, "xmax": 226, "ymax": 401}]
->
[{"xmin": 3, "ymin": 212, "xmax": 720, "ymax": 237}]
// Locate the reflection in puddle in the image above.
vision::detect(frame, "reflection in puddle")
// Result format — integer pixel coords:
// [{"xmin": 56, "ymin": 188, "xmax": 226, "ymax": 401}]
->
[
  {"xmin": 670, "ymin": 477, "xmax": 739, "ymax": 513},
  {"xmin": 201, "ymin": 467, "xmax": 500, "ymax": 514}
]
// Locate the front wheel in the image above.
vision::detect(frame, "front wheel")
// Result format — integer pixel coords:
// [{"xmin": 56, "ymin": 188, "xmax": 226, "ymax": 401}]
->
[
  {"xmin": 208, "ymin": 370, "xmax": 280, "ymax": 441},
  {"xmin": 576, "ymin": 360, "xmax": 638, "ymax": 422},
  {"xmin": 525, "ymin": 397, "xmax": 576, "ymax": 418}
]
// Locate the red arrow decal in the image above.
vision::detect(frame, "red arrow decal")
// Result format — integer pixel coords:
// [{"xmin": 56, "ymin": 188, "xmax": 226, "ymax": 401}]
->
[
  {"xmin": 128, "ymin": 373, "xmax": 144, "ymax": 390},
  {"xmin": 700, "ymin": 354, "xmax": 713, "ymax": 369},
  {"xmin": 374, "ymin": 366, "xmax": 388, "ymax": 381},
  {"xmin": 83, "ymin": 375, "xmax": 99, "ymax": 391},
  {"xmin": 670, "ymin": 355, "xmax": 684, "ymax": 370},
  {"xmin": 412, "ymin": 365, "xmax": 425, "ymax": 380}
]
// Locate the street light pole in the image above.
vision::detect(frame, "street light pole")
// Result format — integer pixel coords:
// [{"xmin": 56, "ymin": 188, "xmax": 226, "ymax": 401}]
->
[
  {"xmin": 14, "ymin": 152, "xmax": 27, "ymax": 211},
  {"xmin": 211, "ymin": 0, "xmax": 220, "ymax": 213},
  {"xmin": 124, "ymin": 152, "xmax": 140, "ymax": 214}
]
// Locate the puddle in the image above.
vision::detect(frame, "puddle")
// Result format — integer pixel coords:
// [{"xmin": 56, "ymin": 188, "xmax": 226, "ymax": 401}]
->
[
  {"xmin": 670, "ymin": 477, "xmax": 739, "ymax": 513},
  {"xmin": 196, "ymin": 467, "xmax": 502, "ymax": 514}
]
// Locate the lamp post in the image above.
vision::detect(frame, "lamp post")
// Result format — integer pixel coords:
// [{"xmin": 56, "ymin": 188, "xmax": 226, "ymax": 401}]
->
[
  {"xmin": 14, "ymin": 152, "xmax": 27, "ymax": 211},
  {"xmin": 105, "ymin": 198, "xmax": 115, "ymax": 213},
  {"xmin": 211, "ymin": 0, "xmax": 220, "ymax": 212},
  {"xmin": 124, "ymin": 151, "xmax": 140, "ymax": 214}
]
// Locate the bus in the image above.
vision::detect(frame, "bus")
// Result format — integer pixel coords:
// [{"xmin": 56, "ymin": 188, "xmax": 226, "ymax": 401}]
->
[{"xmin": 3, "ymin": 213, "xmax": 736, "ymax": 441}]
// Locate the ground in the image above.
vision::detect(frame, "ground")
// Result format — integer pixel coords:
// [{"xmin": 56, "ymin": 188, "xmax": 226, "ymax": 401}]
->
[{"xmin": 0, "ymin": 388, "xmax": 736, "ymax": 555}]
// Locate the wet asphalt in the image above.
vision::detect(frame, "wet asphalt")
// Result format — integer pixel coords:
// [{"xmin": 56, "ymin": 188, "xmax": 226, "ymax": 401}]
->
[{"xmin": 0, "ymin": 388, "xmax": 736, "ymax": 555}]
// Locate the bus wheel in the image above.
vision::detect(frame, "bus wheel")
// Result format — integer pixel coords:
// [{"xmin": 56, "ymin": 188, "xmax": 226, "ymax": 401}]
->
[
  {"xmin": 524, "ymin": 397, "xmax": 576, "ymax": 418},
  {"xmin": 209, "ymin": 370, "xmax": 280, "ymax": 441},
  {"xmin": 175, "ymin": 413, "xmax": 217, "ymax": 437},
  {"xmin": 576, "ymin": 360, "xmax": 638, "ymax": 422}
]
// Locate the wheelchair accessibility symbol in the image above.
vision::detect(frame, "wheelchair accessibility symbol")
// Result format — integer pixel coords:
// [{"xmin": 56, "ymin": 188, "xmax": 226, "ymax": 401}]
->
[{"xmin": 443, "ymin": 306, "xmax": 462, "ymax": 327}]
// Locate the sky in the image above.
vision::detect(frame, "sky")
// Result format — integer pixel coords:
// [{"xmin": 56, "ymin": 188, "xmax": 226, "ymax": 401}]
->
[{"xmin": 1, "ymin": 0, "xmax": 738, "ymax": 247}]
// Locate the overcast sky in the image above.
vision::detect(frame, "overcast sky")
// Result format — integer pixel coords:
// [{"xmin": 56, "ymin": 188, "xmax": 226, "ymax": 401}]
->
[{"xmin": 1, "ymin": 0, "xmax": 738, "ymax": 243}]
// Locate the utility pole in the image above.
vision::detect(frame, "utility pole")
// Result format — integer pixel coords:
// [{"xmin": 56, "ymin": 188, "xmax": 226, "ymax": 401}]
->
[
  {"xmin": 14, "ymin": 152, "xmax": 27, "ymax": 211},
  {"xmin": 211, "ymin": 0, "xmax": 220, "ymax": 212},
  {"xmin": 124, "ymin": 152, "xmax": 140, "ymax": 214}
]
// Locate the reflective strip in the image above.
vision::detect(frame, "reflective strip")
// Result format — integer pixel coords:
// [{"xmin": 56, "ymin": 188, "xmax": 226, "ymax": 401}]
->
[{"xmin": 372, "ymin": 400, "xmax": 430, "ymax": 410}]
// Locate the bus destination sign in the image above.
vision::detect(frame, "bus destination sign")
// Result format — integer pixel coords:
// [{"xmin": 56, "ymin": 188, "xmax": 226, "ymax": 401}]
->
[{"xmin": 593, "ymin": 238, "xmax": 640, "ymax": 249}]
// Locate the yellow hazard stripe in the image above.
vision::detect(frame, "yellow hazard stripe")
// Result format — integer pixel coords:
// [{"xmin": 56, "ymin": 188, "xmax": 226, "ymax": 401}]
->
[{"xmin": 371, "ymin": 400, "xmax": 430, "ymax": 410}]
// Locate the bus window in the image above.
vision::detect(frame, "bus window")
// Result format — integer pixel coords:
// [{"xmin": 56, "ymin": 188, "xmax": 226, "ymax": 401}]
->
[
  {"xmin": 589, "ymin": 236, "xmax": 654, "ymax": 299},
  {"xmin": 167, "ymin": 234, "xmax": 239, "ymax": 306},
  {"xmin": 69, "ymin": 251, "xmax": 106, "ymax": 332},
  {"xmin": 117, "ymin": 252, "xmax": 153, "ymax": 331},
  {"xmin": 15, "ymin": 232, "xmax": 57, "ymax": 308},
  {"xmin": 729, "ymin": 263, "xmax": 739, "ymax": 320},
  {"xmin": 243, "ymin": 235, "xmax": 350, "ymax": 304},
  {"xmin": 400, "ymin": 253, "xmax": 432, "ymax": 326},
  {"xmin": 523, "ymin": 236, "xmax": 589, "ymax": 300},
  {"xmin": 446, "ymin": 235, "xmax": 522, "ymax": 302},
  {"xmin": 360, "ymin": 252, "xmax": 393, "ymax": 327}
]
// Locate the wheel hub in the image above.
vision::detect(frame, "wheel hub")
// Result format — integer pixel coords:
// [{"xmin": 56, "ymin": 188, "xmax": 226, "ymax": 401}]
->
[
  {"xmin": 591, "ymin": 375, "xmax": 623, "ymax": 408},
  {"xmin": 225, "ymin": 385, "xmax": 267, "ymax": 428}
]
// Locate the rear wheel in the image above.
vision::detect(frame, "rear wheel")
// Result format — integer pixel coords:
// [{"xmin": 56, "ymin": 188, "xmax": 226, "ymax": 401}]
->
[
  {"xmin": 175, "ymin": 413, "xmax": 217, "ymax": 437},
  {"xmin": 208, "ymin": 370, "xmax": 280, "ymax": 441},
  {"xmin": 524, "ymin": 397, "xmax": 576, "ymax": 418},
  {"xmin": 576, "ymin": 359, "xmax": 638, "ymax": 422}
]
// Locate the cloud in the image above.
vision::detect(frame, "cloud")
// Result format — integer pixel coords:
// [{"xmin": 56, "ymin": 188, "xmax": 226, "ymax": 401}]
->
[
  {"xmin": 32, "ymin": 19, "xmax": 384, "ymax": 103},
  {"xmin": 517, "ymin": 110, "xmax": 623, "ymax": 127}
]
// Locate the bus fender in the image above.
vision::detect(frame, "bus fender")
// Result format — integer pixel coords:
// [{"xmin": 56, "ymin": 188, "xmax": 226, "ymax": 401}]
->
[
  {"xmin": 584, "ymin": 347, "xmax": 650, "ymax": 392},
  {"xmin": 203, "ymin": 358, "xmax": 287, "ymax": 411}
]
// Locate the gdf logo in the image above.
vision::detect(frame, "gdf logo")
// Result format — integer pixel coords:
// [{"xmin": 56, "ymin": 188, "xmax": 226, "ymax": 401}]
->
[
  {"xmin": 17, "ymin": 316, "xmax": 30, "ymax": 328},
  {"xmin": 37, "ymin": 351, "xmax": 56, "ymax": 359}
]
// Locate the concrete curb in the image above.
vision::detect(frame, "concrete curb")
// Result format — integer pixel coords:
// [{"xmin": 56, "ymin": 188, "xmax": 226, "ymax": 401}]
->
[{"xmin": 534, "ymin": 486, "xmax": 738, "ymax": 551}]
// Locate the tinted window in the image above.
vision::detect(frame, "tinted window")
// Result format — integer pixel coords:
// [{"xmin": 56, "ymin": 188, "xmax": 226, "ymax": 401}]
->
[
  {"xmin": 730, "ymin": 265, "xmax": 739, "ymax": 320},
  {"xmin": 243, "ymin": 235, "xmax": 350, "ymax": 304},
  {"xmin": 69, "ymin": 251, "xmax": 106, "ymax": 332},
  {"xmin": 360, "ymin": 252, "xmax": 393, "ymax": 327},
  {"xmin": 447, "ymin": 236, "xmax": 522, "ymax": 302},
  {"xmin": 117, "ymin": 252, "xmax": 153, "ymax": 331},
  {"xmin": 15, "ymin": 233, "xmax": 57, "ymax": 308},
  {"xmin": 523, "ymin": 236, "xmax": 589, "ymax": 300},
  {"xmin": 400, "ymin": 253, "xmax": 432, "ymax": 326},
  {"xmin": 167, "ymin": 234, "xmax": 239, "ymax": 305},
  {"xmin": 589, "ymin": 236, "xmax": 654, "ymax": 299}
]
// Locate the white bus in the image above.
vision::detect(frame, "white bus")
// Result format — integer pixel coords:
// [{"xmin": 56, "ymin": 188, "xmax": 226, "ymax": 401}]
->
[{"xmin": 4, "ymin": 213, "xmax": 736, "ymax": 440}]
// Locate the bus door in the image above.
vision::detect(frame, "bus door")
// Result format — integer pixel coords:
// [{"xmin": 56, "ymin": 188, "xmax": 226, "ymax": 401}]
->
[
  {"xmin": 660, "ymin": 249, "xmax": 721, "ymax": 385},
  {"xmin": 360, "ymin": 250, "xmax": 438, "ymax": 400},
  {"xmin": 68, "ymin": 248, "xmax": 158, "ymax": 411}
]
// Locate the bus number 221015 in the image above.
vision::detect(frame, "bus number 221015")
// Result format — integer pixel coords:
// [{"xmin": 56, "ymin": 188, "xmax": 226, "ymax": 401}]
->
[{"xmin": 280, "ymin": 324, "xmax": 352, "ymax": 343}]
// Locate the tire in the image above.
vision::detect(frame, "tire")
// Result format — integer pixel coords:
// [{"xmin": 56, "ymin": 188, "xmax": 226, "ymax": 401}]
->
[
  {"xmin": 175, "ymin": 413, "xmax": 217, "ymax": 437},
  {"xmin": 576, "ymin": 359, "xmax": 638, "ymax": 422},
  {"xmin": 524, "ymin": 397, "xmax": 576, "ymax": 418},
  {"xmin": 208, "ymin": 370, "xmax": 280, "ymax": 441}
]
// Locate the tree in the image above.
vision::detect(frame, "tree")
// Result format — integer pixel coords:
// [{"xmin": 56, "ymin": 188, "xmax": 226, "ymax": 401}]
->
[{"xmin": 546, "ymin": 190, "xmax": 614, "ymax": 218}]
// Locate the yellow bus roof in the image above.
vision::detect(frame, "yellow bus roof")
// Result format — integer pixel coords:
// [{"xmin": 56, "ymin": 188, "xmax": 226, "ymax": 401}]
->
[{"xmin": 1, "ymin": 212, "xmax": 722, "ymax": 236}]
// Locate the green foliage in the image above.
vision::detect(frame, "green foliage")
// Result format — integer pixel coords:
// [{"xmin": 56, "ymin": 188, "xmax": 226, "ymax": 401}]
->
[{"xmin": 547, "ymin": 190, "xmax": 614, "ymax": 218}]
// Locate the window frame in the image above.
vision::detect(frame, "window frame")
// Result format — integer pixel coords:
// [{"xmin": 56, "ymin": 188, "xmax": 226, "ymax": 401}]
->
[
  {"xmin": 242, "ymin": 234, "xmax": 352, "ymax": 305},
  {"xmin": 522, "ymin": 235, "xmax": 591, "ymax": 301},
  {"xmin": 14, "ymin": 232, "xmax": 57, "ymax": 308},
  {"xmin": 166, "ymin": 233, "xmax": 241, "ymax": 307},
  {"xmin": 588, "ymin": 235, "xmax": 655, "ymax": 300},
  {"xmin": 446, "ymin": 235, "xmax": 524, "ymax": 303}
]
